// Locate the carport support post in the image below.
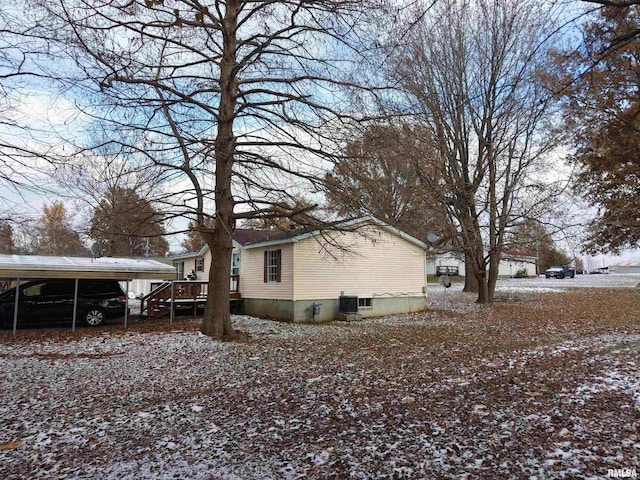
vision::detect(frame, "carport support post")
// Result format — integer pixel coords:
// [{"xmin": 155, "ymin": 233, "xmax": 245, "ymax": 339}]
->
[
  {"xmin": 169, "ymin": 281, "xmax": 174, "ymax": 326},
  {"xmin": 71, "ymin": 278, "xmax": 78, "ymax": 332},
  {"xmin": 12, "ymin": 278, "xmax": 20, "ymax": 336},
  {"xmin": 72, "ymin": 278, "xmax": 79, "ymax": 332},
  {"xmin": 124, "ymin": 280, "xmax": 130, "ymax": 330}
]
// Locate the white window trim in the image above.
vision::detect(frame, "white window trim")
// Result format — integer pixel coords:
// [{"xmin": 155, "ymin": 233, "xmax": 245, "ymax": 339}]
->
[
  {"xmin": 231, "ymin": 252, "xmax": 240, "ymax": 276},
  {"xmin": 358, "ymin": 297, "xmax": 373, "ymax": 309},
  {"xmin": 176, "ymin": 261, "xmax": 185, "ymax": 279},
  {"xmin": 195, "ymin": 258, "xmax": 204, "ymax": 272},
  {"xmin": 267, "ymin": 250, "xmax": 278, "ymax": 282}
]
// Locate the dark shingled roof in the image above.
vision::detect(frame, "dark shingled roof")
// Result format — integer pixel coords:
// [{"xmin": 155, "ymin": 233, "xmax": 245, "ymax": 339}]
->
[
  {"xmin": 232, "ymin": 218, "xmax": 361, "ymax": 246},
  {"xmin": 232, "ymin": 229, "xmax": 283, "ymax": 246}
]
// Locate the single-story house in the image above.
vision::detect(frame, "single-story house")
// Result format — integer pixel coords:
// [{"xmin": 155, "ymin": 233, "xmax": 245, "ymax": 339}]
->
[
  {"xmin": 172, "ymin": 217, "xmax": 428, "ymax": 322},
  {"xmin": 426, "ymin": 250, "xmax": 538, "ymax": 278},
  {"xmin": 609, "ymin": 262, "xmax": 640, "ymax": 274}
]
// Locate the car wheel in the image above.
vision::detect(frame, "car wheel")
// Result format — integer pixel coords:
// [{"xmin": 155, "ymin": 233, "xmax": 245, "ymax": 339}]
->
[
  {"xmin": 545, "ymin": 275, "xmax": 550, "ymax": 279},
  {"xmin": 83, "ymin": 308, "xmax": 106, "ymax": 327},
  {"xmin": 559, "ymin": 273, "xmax": 565, "ymax": 279}
]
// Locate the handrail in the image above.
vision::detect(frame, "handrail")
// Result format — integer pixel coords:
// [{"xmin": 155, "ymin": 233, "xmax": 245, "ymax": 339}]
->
[
  {"xmin": 143, "ymin": 277, "xmax": 240, "ymax": 320},
  {"xmin": 140, "ymin": 281, "xmax": 172, "ymax": 314}
]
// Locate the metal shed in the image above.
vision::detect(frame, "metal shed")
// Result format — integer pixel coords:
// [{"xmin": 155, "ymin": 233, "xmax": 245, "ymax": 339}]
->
[{"xmin": 0, "ymin": 254, "xmax": 176, "ymax": 334}]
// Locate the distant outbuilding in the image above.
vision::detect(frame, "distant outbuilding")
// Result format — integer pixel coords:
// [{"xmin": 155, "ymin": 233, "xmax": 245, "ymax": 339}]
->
[{"xmin": 609, "ymin": 262, "xmax": 640, "ymax": 274}]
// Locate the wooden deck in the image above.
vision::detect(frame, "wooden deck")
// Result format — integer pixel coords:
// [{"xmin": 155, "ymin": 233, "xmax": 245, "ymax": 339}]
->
[{"xmin": 141, "ymin": 277, "xmax": 240, "ymax": 320}]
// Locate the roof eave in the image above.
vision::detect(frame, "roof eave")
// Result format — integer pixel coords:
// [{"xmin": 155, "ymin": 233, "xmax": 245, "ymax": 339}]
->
[{"xmin": 243, "ymin": 216, "xmax": 428, "ymax": 251}]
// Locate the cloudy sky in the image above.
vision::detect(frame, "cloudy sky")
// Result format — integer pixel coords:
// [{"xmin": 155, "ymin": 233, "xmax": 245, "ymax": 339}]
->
[{"xmin": 1, "ymin": 0, "xmax": 638, "ymax": 265}]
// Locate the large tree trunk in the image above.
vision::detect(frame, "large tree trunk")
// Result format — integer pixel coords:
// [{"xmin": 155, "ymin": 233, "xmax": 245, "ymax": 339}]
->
[
  {"xmin": 463, "ymin": 252, "xmax": 479, "ymax": 292},
  {"xmin": 487, "ymin": 253, "xmax": 499, "ymax": 303},
  {"xmin": 470, "ymin": 241, "xmax": 491, "ymax": 304},
  {"xmin": 201, "ymin": 1, "xmax": 239, "ymax": 340},
  {"xmin": 202, "ymin": 211, "xmax": 233, "ymax": 338},
  {"xmin": 476, "ymin": 271, "xmax": 489, "ymax": 303}
]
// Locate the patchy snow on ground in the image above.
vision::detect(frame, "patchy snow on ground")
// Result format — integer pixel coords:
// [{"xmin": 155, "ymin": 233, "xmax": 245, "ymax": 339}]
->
[
  {"xmin": 2, "ymin": 289, "xmax": 640, "ymax": 479},
  {"xmin": 429, "ymin": 273, "xmax": 640, "ymax": 297},
  {"xmin": 497, "ymin": 273, "xmax": 640, "ymax": 290},
  {"xmin": 426, "ymin": 273, "xmax": 640, "ymax": 311}
]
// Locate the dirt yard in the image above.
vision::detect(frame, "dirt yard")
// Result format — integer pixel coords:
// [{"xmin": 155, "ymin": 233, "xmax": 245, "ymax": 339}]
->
[{"xmin": 1, "ymin": 285, "xmax": 640, "ymax": 479}]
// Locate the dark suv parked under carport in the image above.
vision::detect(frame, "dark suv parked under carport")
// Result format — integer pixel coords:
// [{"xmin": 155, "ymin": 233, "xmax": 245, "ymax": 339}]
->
[{"xmin": 0, "ymin": 279, "xmax": 127, "ymax": 328}]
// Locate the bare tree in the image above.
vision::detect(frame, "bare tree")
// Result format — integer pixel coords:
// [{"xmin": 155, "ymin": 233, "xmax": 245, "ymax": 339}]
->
[
  {"xmin": 0, "ymin": 5, "xmax": 59, "ymax": 221},
  {"xmin": 392, "ymin": 0, "xmax": 568, "ymax": 303},
  {"xmin": 48, "ymin": 134, "xmax": 174, "ymax": 256},
  {"xmin": 181, "ymin": 218, "xmax": 215, "ymax": 253},
  {"xmin": 325, "ymin": 121, "xmax": 483, "ymax": 291},
  {"xmin": 583, "ymin": 1, "xmax": 640, "ymax": 7},
  {"xmin": 325, "ymin": 122, "xmax": 448, "ymax": 242},
  {"xmin": 38, "ymin": 0, "xmax": 383, "ymax": 338}
]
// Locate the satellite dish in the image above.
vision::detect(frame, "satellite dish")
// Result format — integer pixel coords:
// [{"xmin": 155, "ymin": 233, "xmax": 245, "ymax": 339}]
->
[
  {"xmin": 438, "ymin": 274, "xmax": 452, "ymax": 288},
  {"xmin": 426, "ymin": 232, "xmax": 439, "ymax": 244}
]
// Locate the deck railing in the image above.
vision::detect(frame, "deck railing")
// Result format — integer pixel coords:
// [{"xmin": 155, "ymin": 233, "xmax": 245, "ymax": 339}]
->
[{"xmin": 141, "ymin": 277, "xmax": 240, "ymax": 320}]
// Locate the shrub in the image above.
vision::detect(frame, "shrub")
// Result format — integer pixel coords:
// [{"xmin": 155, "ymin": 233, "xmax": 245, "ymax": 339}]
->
[{"xmin": 514, "ymin": 268, "xmax": 529, "ymax": 278}]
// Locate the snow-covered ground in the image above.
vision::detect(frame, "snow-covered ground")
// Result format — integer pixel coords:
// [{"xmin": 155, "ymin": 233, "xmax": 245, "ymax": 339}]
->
[
  {"xmin": 2, "ymin": 288, "xmax": 640, "ymax": 479},
  {"xmin": 426, "ymin": 274, "xmax": 640, "ymax": 312},
  {"xmin": 497, "ymin": 273, "xmax": 640, "ymax": 290},
  {"xmin": 430, "ymin": 273, "xmax": 640, "ymax": 296}
]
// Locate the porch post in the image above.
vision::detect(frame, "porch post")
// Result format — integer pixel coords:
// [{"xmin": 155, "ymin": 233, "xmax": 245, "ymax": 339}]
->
[
  {"xmin": 71, "ymin": 278, "xmax": 79, "ymax": 332},
  {"xmin": 169, "ymin": 280, "xmax": 174, "ymax": 326},
  {"xmin": 12, "ymin": 278, "xmax": 20, "ymax": 336}
]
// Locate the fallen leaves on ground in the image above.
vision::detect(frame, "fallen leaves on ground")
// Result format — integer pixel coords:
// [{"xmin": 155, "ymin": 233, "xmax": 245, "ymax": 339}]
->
[{"xmin": 1, "ymin": 287, "xmax": 639, "ymax": 479}]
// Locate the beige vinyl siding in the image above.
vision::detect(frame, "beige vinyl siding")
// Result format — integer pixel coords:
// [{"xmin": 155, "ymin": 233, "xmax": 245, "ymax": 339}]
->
[
  {"xmin": 175, "ymin": 244, "xmax": 241, "ymax": 281},
  {"xmin": 293, "ymin": 227, "xmax": 426, "ymax": 301},
  {"xmin": 240, "ymin": 243, "xmax": 294, "ymax": 300},
  {"xmin": 179, "ymin": 250, "xmax": 212, "ymax": 280},
  {"xmin": 181, "ymin": 258, "xmax": 196, "ymax": 279}
]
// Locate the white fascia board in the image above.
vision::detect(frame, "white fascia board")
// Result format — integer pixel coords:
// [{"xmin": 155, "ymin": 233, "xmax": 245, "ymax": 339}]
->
[
  {"xmin": 170, "ymin": 244, "xmax": 211, "ymax": 261},
  {"xmin": 242, "ymin": 237, "xmax": 296, "ymax": 250},
  {"xmin": 171, "ymin": 240, "xmax": 244, "ymax": 259},
  {"xmin": 170, "ymin": 252, "xmax": 199, "ymax": 261}
]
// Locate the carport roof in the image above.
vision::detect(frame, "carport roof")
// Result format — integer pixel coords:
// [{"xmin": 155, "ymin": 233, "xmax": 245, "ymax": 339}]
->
[{"xmin": 0, "ymin": 254, "xmax": 176, "ymax": 280}]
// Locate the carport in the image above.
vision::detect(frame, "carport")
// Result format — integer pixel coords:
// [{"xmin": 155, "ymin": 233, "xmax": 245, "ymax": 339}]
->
[{"xmin": 0, "ymin": 254, "xmax": 176, "ymax": 335}]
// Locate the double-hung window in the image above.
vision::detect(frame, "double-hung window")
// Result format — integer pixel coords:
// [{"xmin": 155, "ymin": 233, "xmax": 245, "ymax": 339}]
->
[
  {"xmin": 195, "ymin": 258, "xmax": 204, "ymax": 272},
  {"xmin": 264, "ymin": 249, "xmax": 281, "ymax": 283}
]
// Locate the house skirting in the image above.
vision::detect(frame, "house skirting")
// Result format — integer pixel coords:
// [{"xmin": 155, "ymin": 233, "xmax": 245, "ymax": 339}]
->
[{"xmin": 242, "ymin": 296, "xmax": 426, "ymax": 323}]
